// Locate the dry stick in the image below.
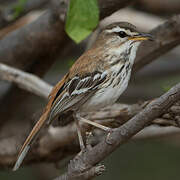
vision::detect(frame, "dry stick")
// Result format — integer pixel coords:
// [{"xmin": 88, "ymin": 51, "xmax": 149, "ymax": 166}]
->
[
  {"xmin": 101, "ymin": 8, "xmax": 165, "ymax": 31},
  {"xmin": 0, "ymin": 0, "xmax": 50, "ymax": 29},
  {"xmin": 137, "ymin": 0, "xmax": 180, "ymax": 14},
  {"xmin": 135, "ymin": 126, "xmax": 180, "ymax": 139},
  {"xmin": 56, "ymin": 83, "xmax": 180, "ymax": 180},
  {"xmin": 0, "ymin": 63, "xmax": 52, "ymax": 99},
  {"xmin": 98, "ymin": 0, "xmax": 133, "ymax": 19}
]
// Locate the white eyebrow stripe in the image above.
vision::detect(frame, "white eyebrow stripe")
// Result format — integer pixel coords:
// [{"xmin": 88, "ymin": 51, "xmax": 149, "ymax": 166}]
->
[{"xmin": 106, "ymin": 26, "xmax": 125, "ymax": 33}]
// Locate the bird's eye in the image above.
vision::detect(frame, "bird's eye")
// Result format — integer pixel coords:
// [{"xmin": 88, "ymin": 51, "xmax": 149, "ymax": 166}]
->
[{"xmin": 117, "ymin": 31, "xmax": 128, "ymax": 38}]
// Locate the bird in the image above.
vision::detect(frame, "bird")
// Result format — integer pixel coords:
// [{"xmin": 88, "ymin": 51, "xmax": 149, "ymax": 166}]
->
[{"xmin": 13, "ymin": 21, "xmax": 153, "ymax": 171}]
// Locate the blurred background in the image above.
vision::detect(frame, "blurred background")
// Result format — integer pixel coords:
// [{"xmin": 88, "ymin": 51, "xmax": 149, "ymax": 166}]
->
[{"xmin": 0, "ymin": 0, "xmax": 180, "ymax": 179}]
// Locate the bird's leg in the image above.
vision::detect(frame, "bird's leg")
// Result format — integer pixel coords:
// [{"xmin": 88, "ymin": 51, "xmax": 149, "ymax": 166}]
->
[
  {"xmin": 73, "ymin": 114, "xmax": 86, "ymax": 151},
  {"xmin": 75, "ymin": 113, "xmax": 114, "ymax": 147},
  {"xmin": 86, "ymin": 132, "xmax": 93, "ymax": 150},
  {"xmin": 76, "ymin": 113, "xmax": 112, "ymax": 133}
]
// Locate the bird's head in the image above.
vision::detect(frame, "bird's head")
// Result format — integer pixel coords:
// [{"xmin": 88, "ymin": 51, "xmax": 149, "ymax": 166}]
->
[{"xmin": 97, "ymin": 22, "xmax": 153, "ymax": 49}]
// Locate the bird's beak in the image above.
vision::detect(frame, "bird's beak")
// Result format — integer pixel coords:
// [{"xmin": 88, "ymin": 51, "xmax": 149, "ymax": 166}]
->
[{"xmin": 128, "ymin": 32, "xmax": 154, "ymax": 41}]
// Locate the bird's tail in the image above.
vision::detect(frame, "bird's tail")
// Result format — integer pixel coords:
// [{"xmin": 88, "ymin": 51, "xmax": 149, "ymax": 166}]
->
[
  {"xmin": 13, "ymin": 110, "xmax": 49, "ymax": 171},
  {"xmin": 13, "ymin": 74, "xmax": 68, "ymax": 171}
]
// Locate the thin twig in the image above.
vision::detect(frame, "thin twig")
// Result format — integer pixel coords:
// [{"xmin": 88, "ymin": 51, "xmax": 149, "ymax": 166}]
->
[
  {"xmin": 0, "ymin": 63, "xmax": 52, "ymax": 99},
  {"xmin": 0, "ymin": 0, "xmax": 50, "ymax": 29}
]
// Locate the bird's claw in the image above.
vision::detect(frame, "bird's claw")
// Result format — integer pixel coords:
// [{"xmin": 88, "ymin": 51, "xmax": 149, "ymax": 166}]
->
[
  {"xmin": 106, "ymin": 128, "xmax": 114, "ymax": 145},
  {"xmin": 95, "ymin": 164, "xmax": 106, "ymax": 176}
]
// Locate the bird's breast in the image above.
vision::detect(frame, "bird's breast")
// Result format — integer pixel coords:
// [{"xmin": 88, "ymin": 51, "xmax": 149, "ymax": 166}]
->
[{"xmin": 80, "ymin": 63, "xmax": 132, "ymax": 111}]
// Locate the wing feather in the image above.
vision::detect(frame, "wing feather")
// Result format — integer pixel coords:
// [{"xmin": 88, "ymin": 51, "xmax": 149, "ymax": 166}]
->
[{"xmin": 48, "ymin": 71, "xmax": 107, "ymax": 123}]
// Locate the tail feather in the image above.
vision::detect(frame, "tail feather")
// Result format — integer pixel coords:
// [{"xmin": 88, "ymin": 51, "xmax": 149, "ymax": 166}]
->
[
  {"xmin": 13, "ymin": 145, "xmax": 30, "ymax": 171},
  {"xmin": 13, "ymin": 74, "xmax": 68, "ymax": 171},
  {"xmin": 13, "ymin": 111, "xmax": 49, "ymax": 171}
]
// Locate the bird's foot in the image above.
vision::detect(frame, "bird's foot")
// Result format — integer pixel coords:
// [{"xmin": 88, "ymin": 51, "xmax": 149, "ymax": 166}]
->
[
  {"xmin": 76, "ymin": 131, "xmax": 93, "ymax": 157},
  {"xmin": 105, "ymin": 128, "xmax": 115, "ymax": 145}
]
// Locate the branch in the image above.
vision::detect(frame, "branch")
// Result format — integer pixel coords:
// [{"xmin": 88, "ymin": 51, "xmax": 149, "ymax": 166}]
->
[
  {"xmin": 36, "ymin": 102, "xmax": 180, "ymax": 157},
  {"xmin": 98, "ymin": 0, "xmax": 134, "ymax": 19},
  {"xmin": 0, "ymin": 0, "xmax": 50, "ymax": 29},
  {"xmin": 55, "ymin": 83, "xmax": 180, "ymax": 180},
  {"xmin": 135, "ymin": 126, "xmax": 180, "ymax": 139},
  {"xmin": 101, "ymin": 8, "xmax": 165, "ymax": 31},
  {"xmin": 0, "ymin": 63, "xmax": 52, "ymax": 99},
  {"xmin": 0, "ymin": 0, "xmax": 69, "ymax": 70},
  {"xmin": 137, "ymin": 0, "xmax": 180, "ymax": 14}
]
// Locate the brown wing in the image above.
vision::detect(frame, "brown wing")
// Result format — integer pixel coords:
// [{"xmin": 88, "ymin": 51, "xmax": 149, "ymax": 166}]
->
[{"xmin": 48, "ymin": 71, "xmax": 107, "ymax": 124}]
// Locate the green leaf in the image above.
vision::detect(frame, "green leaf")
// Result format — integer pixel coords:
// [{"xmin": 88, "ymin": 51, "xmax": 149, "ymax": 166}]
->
[
  {"xmin": 65, "ymin": 0, "xmax": 99, "ymax": 43},
  {"xmin": 13, "ymin": 0, "xmax": 27, "ymax": 19}
]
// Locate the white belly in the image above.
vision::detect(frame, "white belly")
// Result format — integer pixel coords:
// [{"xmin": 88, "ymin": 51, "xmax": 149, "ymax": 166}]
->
[{"xmin": 81, "ymin": 69, "xmax": 131, "ymax": 111}]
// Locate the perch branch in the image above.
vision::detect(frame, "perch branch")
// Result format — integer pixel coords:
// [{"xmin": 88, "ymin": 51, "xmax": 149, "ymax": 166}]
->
[{"xmin": 55, "ymin": 82, "xmax": 180, "ymax": 180}]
